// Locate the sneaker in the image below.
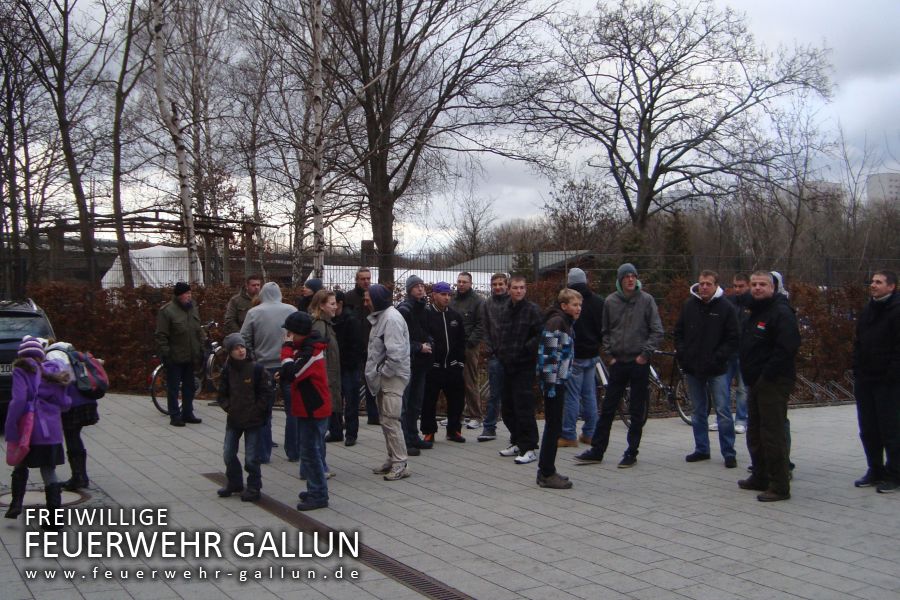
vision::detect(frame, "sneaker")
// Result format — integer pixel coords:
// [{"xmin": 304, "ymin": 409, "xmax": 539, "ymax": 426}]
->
[
  {"xmin": 617, "ymin": 454, "xmax": 637, "ymax": 468},
  {"xmin": 708, "ymin": 419, "xmax": 718, "ymax": 432},
  {"xmin": 446, "ymin": 432, "xmax": 466, "ymax": 443},
  {"xmin": 574, "ymin": 448, "xmax": 604, "ymax": 463},
  {"xmin": 734, "ymin": 423, "xmax": 747, "ymax": 434},
  {"xmin": 514, "ymin": 450, "xmax": 538, "ymax": 464},
  {"xmin": 578, "ymin": 434, "xmax": 593, "ymax": 445},
  {"xmin": 499, "ymin": 444, "xmax": 520, "ymax": 457},
  {"xmin": 557, "ymin": 438, "xmax": 578, "ymax": 448},
  {"xmin": 406, "ymin": 445, "xmax": 421, "ymax": 456},
  {"xmin": 738, "ymin": 476, "xmax": 769, "ymax": 491},
  {"xmin": 725, "ymin": 457, "xmax": 738, "ymax": 469},
  {"xmin": 685, "ymin": 451, "xmax": 711, "ymax": 463},
  {"xmin": 854, "ymin": 470, "xmax": 884, "ymax": 488},
  {"xmin": 217, "ymin": 483, "xmax": 244, "ymax": 498},
  {"xmin": 465, "ymin": 419, "xmax": 482, "ymax": 430},
  {"xmin": 478, "ymin": 428, "xmax": 497, "ymax": 442},
  {"xmin": 384, "ymin": 462, "xmax": 410, "ymax": 481},
  {"xmin": 876, "ymin": 480, "xmax": 899, "ymax": 494},
  {"xmin": 757, "ymin": 489, "xmax": 790, "ymax": 502},
  {"xmin": 372, "ymin": 461, "xmax": 392, "ymax": 474},
  {"xmin": 240, "ymin": 488, "xmax": 261, "ymax": 502},
  {"xmin": 537, "ymin": 472, "xmax": 573, "ymax": 489},
  {"xmin": 438, "ymin": 418, "xmax": 449, "ymax": 427}
]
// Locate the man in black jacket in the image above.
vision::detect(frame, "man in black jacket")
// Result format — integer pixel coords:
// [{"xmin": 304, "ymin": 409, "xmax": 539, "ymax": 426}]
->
[
  {"xmin": 737, "ymin": 271, "xmax": 800, "ymax": 502},
  {"xmin": 852, "ymin": 270, "xmax": 900, "ymax": 493},
  {"xmin": 477, "ymin": 273, "xmax": 510, "ymax": 442},
  {"xmin": 398, "ymin": 275, "xmax": 433, "ymax": 455},
  {"xmin": 421, "ymin": 282, "xmax": 468, "ymax": 443},
  {"xmin": 334, "ymin": 291, "xmax": 365, "ymax": 446},
  {"xmin": 560, "ymin": 268, "xmax": 603, "ymax": 447},
  {"xmin": 343, "ymin": 268, "xmax": 379, "ymax": 425},
  {"xmin": 675, "ymin": 270, "xmax": 740, "ymax": 468}
]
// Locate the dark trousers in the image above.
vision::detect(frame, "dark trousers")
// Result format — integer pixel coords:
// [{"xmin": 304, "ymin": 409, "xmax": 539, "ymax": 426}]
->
[
  {"xmin": 538, "ymin": 384, "xmax": 565, "ymax": 476},
  {"xmin": 500, "ymin": 365, "xmax": 539, "ymax": 452},
  {"xmin": 590, "ymin": 361, "xmax": 650, "ymax": 457},
  {"xmin": 166, "ymin": 361, "xmax": 196, "ymax": 419},
  {"xmin": 421, "ymin": 367, "xmax": 465, "ymax": 435},
  {"xmin": 855, "ymin": 377, "xmax": 900, "ymax": 481},
  {"xmin": 401, "ymin": 367, "xmax": 428, "ymax": 445},
  {"xmin": 747, "ymin": 377, "xmax": 793, "ymax": 493},
  {"xmin": 63, "ymin": 427, "xmax": 86, "ymax": 455},
  {"xmin": 342, "ymin": 367, "xmax": 362, "ymax": 439}
]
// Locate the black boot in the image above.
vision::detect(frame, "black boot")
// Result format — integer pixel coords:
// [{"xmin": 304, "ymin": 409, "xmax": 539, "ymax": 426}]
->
[
  {"xmin": 64, "ymin": 451, "xmax": 89, "ymax": 491},
  {"xmin": 4, "ymin": 469, "xmax": 28, "ymax": 519},
  {"xmin": 41, "ymin": 483, "xmax": 63, "ymax": 531}
]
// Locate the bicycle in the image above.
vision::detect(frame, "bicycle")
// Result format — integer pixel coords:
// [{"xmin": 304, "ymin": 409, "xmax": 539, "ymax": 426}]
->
[
  {"xmin": 149, "ymin": 321, "xmax": 227, "ymax": 415},
  {"xmin": 596, "ymin": 350, "xmax": 691, "ymax": 428}
]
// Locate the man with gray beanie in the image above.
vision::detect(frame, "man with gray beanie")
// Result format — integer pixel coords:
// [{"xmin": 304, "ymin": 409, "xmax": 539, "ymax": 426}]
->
[
  {"xmin": 560, "ymin": 268, "xmax": 603, "ymax": 447},
  {"xmin": 576, "ymin": 263, "xmax": 663, "ymax": 468},
  {"xmin": 397, "ymin": 275, "xmax": 433, "ymax": 455},
  {"xmin": 366, "ymin": 284, "xmax": 412, "ymax": 481}
]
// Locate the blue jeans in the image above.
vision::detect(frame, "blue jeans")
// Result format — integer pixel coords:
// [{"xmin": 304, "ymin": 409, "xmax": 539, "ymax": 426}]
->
[
  {"xmin": 224, "ymin": 426, "xmax": 261, "ymax": 491},
  {"xmin": 484, "ymin": 358, "xmax": 504, "ymax": 430},
  {"xmin": 284, "ymin": 389, "xmax": 300, "ymax": 461},
  {"xmin": 258, "ymin": 368, "xmax": 283, "ymax": 463},
  {"xmin": 166, "ymin": 361, "xmax": 196, "ymax": 419},
  {"xmin": 562, "ymin": 357, "xmax": 599, "ymax": 441},
  {"xmin": 401, "ymin": 368, "xmax": 428, "ymax": 445},
  {"xmin": 342, "ymin": 367, "xmax": 362, "ymax": 439},
  {"xmin": 686, "ymin": 372, "xmax": 735, "ymax": 459},
  {"xmin": 298, "ymin": 418, "xmax": 329, "ymax": 504},
  {"xmin": 727, "ymin": 355, "xmax": 748, "ymax": 425}
]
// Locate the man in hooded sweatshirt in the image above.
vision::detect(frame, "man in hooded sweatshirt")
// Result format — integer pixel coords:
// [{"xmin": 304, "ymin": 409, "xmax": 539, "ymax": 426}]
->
[
  {"xmin": 560, "ymin": 268, "xmax": 603, "ymax": 447},
  {"xmin": 576, "ymin": 263, "xmax": 664, "ymax": 468},
  {"xmin": 675, "ymin": 270, "xmax": 740, "ymax": 469},
  {"xmin": 366, "ymin": 284, "xmax": 412, "ymax": 481},
  {"xmin": 737, "ymin": 271, "xmax": 800, "ymax": 502},
  {"xmin": 241, "ymin": 282, "xmax": 299, "ymax": 462}
]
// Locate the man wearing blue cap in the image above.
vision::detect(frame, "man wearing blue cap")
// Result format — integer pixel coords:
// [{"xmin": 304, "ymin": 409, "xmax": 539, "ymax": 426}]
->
[{"xmin": 421, "ymin": 282, "xmax": 468, "ymax": 443}]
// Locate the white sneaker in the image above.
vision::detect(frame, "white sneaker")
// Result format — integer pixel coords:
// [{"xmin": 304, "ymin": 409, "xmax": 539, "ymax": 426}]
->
[
  {"xmin": 515, "ymin": 450, "xmax": 538, "ymax": 464},
  {"xmin": 465, "ymin": 419, "xmax": 482, "ymax": 430},
  {"xmin": 438, "ymin": 418, "xmax": 448, "ymax": 427},
  {"xmin": 499, "ymin": 444, "xmax": 519, "ymax": 457},
  {"xmin": 734, "ymin": 423, "xmax": 747, "ymax": 434},
  {"xmin": 384, "ymin": 462, "xmax": 410, "ymax": 481},
  {"xmin": 708, "ymin": 419, "xmax": 718, "ymax": 432}
]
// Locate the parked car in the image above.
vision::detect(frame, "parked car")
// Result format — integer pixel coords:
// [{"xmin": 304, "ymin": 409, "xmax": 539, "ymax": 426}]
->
[{"xmin": 0, "ymin": 299, "xmax": 56, "ymax": 421}]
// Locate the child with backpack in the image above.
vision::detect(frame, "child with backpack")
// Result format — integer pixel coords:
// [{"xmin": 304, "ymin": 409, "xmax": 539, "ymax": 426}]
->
[
  {"xmin": 4, "ymin": 336, "xmax": 72, "ymax": 523},
  {"xmin": 216, "ymin": 333, "xmax": 273, "ymax": 502},
  {"xmin": 279, "ymin": 312, "xmax": 332, "ymax": 511},
  {"xmin": 45, "ymin": 341, "xmax": 101, "ymax": 491}
]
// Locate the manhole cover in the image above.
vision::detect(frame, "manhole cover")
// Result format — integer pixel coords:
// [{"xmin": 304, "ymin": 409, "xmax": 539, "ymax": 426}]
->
[{"xmin": 0, "ymin": 490, "xmax": 89, "ymax": 507}]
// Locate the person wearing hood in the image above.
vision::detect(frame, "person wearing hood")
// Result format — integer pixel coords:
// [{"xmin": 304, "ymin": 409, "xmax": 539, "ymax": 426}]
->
[
  {"xmin": 560, "ymin": 268, "xmax": 603, "ymax": 448},
  {"xmin": 851, "ymin": 270, "xmax": 900, "ymax": 494},
  {"xmin": 155, "ymin": 282, "xmax": 205, "ymax": 427},
  {"xmin": 45, "ymin": 340, "xmax": 101, "ymax": 491},
  {"xmin": 674, "ymin": 270, "xmax": 740, "ymax": 469},
  {"xmin": 576, "ymin": 263, "xmax": 663, "ymax": 468},
  {"xmin": 241, "ymin": 282, "xmax": 299, "ymax": 462},
  {"xmin": 536, "ymin": 288, "xmax": 581, "ymax": 489},
  {"xmin": 280, "ymin": 312, "xmax": 332, "ymax": 510},
  {"xmin": 216, "ymin": 333, "xmax": 273, "ymax": 503},
  {"xmin": 4, "ymin": 336, "xmax": 72, "ymax": 523},
  {"xmin": 365, "ymin": 284, "xmax": 412, "ymax": 481},
  {"xmin": 224, "ymin": 275, "xmax": 262, "ymax": 335},
  {"xmin": 737, "ymin": 271, "xmax": 800, "ymax": 502},
  {"xmin": 397, "ymin": 275, "xmax": 433, "ymax": 455}
]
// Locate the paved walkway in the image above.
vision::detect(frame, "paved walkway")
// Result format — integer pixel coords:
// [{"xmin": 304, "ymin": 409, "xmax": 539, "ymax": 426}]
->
[{"xmin": 1, "ymin": 396, "xmax": 897, "ymax": 600}]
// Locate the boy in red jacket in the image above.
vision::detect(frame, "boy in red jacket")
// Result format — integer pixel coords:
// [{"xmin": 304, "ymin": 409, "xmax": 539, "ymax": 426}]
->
[{"xmin": 280, "ymin": 312, "xmax": 332, "ymax": 511}]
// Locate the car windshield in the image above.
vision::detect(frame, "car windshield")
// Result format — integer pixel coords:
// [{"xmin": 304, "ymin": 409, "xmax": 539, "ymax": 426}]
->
[{"xmin": 0, "ymin": 315, "xmax": 53, "ymax": 341}]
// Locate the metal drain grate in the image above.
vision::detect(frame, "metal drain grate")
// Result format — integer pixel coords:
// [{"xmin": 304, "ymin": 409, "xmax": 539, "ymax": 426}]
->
[{"xmin": 204, "ymin": 473, "xmax": 476, "ymax": 600}]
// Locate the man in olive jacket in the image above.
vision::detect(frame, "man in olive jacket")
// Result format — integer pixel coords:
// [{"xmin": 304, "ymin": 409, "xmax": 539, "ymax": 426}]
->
[{"xmin": 155, "ymin": 282, "xmax": 205, "ymax": 426}]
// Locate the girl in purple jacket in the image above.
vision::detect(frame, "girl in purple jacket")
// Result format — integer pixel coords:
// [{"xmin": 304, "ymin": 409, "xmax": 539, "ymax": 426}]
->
[{"xmin": 4, "ymin": 336, "xmax": 72, "ymax": 520}]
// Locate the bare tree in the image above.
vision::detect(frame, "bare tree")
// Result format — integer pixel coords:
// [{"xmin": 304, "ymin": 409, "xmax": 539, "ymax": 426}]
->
[
  {"xmin": 543, "ymin": 176, "xmax": 623, "ymax": 252},
  {"xmin": 441, "ymin": 192, "xmax": 497, "ymax": 262},
  {"xmin": 515, "ymin": 0, "xmax": 831, "ymax": 230}
]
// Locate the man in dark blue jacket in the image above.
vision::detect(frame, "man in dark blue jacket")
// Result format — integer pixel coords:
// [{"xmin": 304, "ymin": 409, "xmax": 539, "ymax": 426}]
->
[
  {"xmin": 397, "ymin": 275, "xmax": 433, "ymax": 455},
  {"xmin": 737, "ymin": 271, "xmax": 800, "ymax": 502},
  {"xmin": 675, "ymin": 270, "xmax": 740, "ymax": 469},
  {"xmin": 852, "ymin": 270, "xmax": 900, "ymax": 493}
]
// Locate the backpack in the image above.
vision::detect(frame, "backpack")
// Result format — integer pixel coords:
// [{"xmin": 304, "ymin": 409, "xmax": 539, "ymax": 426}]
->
[{"xmin": 65, "ymin": 348, "xmax": 109, "ymax": 399}]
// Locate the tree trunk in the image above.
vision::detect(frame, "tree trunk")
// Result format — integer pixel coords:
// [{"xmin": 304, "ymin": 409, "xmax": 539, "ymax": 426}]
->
[
  {"xmin": 310, "ymin": 0, "xmax": 325, "ymax": 280},
  {"xmin": 370, "ymin": 191, "xmax": 396, "ymax": 284}
]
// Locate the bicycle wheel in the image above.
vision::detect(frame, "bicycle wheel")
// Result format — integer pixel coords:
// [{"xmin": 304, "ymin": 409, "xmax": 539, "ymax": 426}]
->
[
  {"xmin": 674, "ymin": 376, "xmax": 692, "ymax": 425},
  {"xmin": 205, "ymin": 346, "xmax": 228, "ymax": 393},
  {"xmin": 150, "ymin": 364, "xmax": 174, "ymax": 415}
]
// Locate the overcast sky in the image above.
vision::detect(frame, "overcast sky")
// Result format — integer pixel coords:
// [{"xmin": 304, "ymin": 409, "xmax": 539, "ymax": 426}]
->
[{"xmin": 402, "ymin": 0, "xmax": 900, "ymax": 251}]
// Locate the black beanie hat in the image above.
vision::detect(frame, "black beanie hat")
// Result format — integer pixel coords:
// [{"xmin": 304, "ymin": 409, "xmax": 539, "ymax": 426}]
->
[
  {"xmin": 304, "ymin": 278, "xmax": 323, "ymax": 294},
  {"xmin": 174, "ymin": 281, "xmax": 191, "ymax": 296},
  {"xmin": 283, "ymin": 311, "xmax": 312, "ymax": 335},
  {"xmin": 369, "ymin": 284, "xmax": 393, "ymax": 312}
]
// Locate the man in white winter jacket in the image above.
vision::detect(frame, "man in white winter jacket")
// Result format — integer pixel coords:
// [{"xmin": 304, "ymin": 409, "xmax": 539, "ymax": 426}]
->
[{"xmin": 365, "ymin": 284, "xmax": 412, "ymax": 481}]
